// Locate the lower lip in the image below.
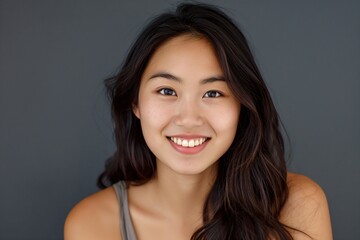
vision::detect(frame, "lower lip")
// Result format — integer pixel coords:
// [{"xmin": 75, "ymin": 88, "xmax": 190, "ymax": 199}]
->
[{"xmin": 168, "ymin": 138, "xmax": 209, "ymax": 155}]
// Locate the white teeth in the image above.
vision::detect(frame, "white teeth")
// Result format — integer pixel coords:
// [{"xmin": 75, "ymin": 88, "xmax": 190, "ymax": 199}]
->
[{"xmin": 170, "ymin": 137, "xmax": 208, "ymax": 148}]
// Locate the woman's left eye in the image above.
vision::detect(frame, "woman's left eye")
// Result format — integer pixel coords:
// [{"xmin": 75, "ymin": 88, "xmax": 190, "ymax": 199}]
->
[{"xmin": 203, "ymin": 90, "xmax": 222, "ymax": 98}]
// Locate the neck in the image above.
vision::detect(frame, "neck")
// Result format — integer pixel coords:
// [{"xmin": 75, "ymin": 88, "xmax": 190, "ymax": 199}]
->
[{"xmin": 149, "ymin": 163, "xmax": 217, "ymax": 221}]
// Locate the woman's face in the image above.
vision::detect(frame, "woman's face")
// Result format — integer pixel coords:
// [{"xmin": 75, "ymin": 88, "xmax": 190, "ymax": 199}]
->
[{"xmin": 133, "ymin": 35, "xmax": 240, "ymax": 177}]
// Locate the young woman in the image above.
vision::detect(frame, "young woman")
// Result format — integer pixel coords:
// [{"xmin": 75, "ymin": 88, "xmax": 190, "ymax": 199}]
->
[{"xmin": 65, "ymin": 3, "xmax": 332, "ymax": 240}]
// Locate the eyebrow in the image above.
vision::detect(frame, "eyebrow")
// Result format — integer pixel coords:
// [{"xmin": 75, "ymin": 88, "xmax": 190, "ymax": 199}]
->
[{"xmin": 148, "ymin": 72, "xmax": 225, "ymax": 84}]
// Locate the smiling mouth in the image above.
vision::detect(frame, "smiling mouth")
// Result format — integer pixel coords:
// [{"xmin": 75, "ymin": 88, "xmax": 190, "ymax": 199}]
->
[{"xmin": 168, "ymin": 137, "xmax": 209, "ymax": 148}]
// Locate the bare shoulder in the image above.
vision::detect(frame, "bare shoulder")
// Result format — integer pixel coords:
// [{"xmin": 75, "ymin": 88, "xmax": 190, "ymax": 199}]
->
[
  {"xmin": 64, "ymin": 186, "xmax": 121, "ymax": 240},
  {"xmin": 280, "ymin": 172, "xmax": 332, "ymax": 240}
]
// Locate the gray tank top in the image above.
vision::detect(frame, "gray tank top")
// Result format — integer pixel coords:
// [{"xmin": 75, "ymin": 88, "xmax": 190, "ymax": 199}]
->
[{"xmin": 113, "ymin": 181, "xmax": 137, "ymax": 240}]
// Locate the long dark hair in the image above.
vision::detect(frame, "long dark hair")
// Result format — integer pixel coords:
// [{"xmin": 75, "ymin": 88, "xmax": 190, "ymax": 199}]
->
[{"xmin": 99, "ymin": 3, "xmax": 295, "ymax": 239}]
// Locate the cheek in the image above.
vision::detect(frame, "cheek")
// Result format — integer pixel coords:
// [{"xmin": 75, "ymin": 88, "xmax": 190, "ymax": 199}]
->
[
  {"xmin": 210, "ymin": 103, "xmax": 240, "ymax": 133},
  {"xmin": 138, "ymin": 99, "xmax": 172, "ymax": 130},
  {"xmin": 138, "ymin": 99, "xmax": 174, "ymax": 154}
]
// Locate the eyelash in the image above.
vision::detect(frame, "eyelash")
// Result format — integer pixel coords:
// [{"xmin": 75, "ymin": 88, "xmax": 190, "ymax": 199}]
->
[
  {"xmin": 158, "ymin": 88, "xmax": 176, "ymax": 96},
  {"xmin": 157, "ymin": 88, "xmax": 223, "ymax": 98},
  {"xmin": 203, "ymin": 90, "xmax": 223, "ymax": 98}
]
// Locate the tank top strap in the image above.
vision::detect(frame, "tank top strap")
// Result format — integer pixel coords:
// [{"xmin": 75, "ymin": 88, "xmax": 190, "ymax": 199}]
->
[{"xmin": 113, "ymin": 181, "xmax": 137, "ymax": 240}]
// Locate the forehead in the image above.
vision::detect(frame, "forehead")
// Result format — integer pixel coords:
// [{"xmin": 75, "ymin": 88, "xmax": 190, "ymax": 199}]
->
[
  {"xmin": 142, "ymin": 35, "xmax": 223, "ymax": 79},
  {"xmin": 156, "ymin": 34, "xmax": 213, "ymax": 51}
]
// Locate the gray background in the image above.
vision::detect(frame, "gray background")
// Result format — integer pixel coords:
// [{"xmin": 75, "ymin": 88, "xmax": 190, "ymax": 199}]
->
[{"xmin": 0, "ymin": 0, "xmax": 359, "ymax": 239}]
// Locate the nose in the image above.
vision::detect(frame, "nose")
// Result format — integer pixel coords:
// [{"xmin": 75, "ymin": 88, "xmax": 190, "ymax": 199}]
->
[{"xmin": 173, "ymin": 97, "xmax": 204, "ymax": 128}]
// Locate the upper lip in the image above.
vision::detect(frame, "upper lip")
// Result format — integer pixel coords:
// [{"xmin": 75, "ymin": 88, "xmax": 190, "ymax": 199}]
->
[{"xmin": 167, "ymin": 134, "xmax": 211, "ymax": 139}]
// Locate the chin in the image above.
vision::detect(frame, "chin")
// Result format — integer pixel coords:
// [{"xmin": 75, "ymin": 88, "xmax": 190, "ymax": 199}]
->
[{"xmin": 165, "ymin": 161, "xmax": 218, "ymax": 178}]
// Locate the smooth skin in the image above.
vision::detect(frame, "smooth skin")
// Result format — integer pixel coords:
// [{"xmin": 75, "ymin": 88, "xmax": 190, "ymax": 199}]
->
[{"xmin": 65, "ymin": 35, "xmax": 332, "ymax": 240}]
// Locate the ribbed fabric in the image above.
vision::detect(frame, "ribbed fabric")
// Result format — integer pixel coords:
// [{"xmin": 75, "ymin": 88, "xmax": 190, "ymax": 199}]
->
[{"xmin": 113, "ymin": 181, "xmax": 137, "ymax": 240}]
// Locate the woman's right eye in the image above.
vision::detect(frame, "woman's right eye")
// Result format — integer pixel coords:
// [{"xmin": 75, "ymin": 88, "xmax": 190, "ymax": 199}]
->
[{"xmin": 158, "ymin": 88, "xmax": 176, "ymax": 96}]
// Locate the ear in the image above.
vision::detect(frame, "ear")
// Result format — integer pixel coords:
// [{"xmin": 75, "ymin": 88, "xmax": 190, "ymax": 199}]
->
[{"xmin": 132, "ymin": 104, "xmax": 140, "ymax": 119}]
